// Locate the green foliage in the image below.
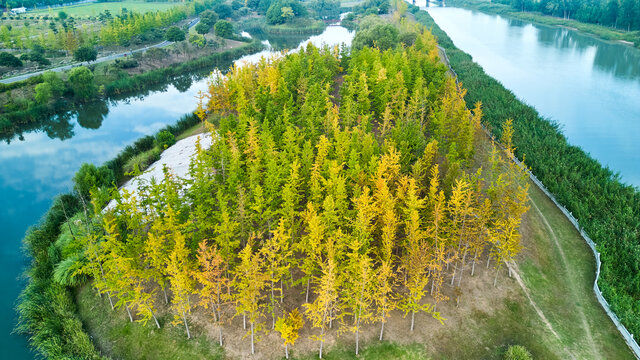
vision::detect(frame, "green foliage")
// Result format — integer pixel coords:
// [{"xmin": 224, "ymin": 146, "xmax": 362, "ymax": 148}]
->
[
  {"xmin": 74, "ymin": 45, "xmax": 98, "ymax": 62},
  {"xmin": 214, "ymin": 20, "xmax": 234, "ymax": 38},
  {"xmin": 352, "ymin": 0, "xmax": 391, "ymax": 15},
  {"xmin": 123, "ymin": 147, "xmax": 162, "ymax": 175},
  {"xmin": 214, "ymin": 3, "xmax": 233, "ymax": 18},
  {"xmin": 309, "ymin": 0, "xmax": 340, "ymax": 20},
  {"xmin": 200, "ymin": 10, "xmax": 219, "ymax": 27},
  {"xmin": 68, "ymin": 66, "xmax": 97, "ymax": 100},
  {"xmin": 0, "ymin": 51, "xmax": 22, "ymax": 67},
  {"xmin": 504, "ymin": 345, "xmax": 533, "ymax": 360},
  {"xmin": 195, "ymin": 21, "xmax": 211, "ymax": 35},
  {"xmin": 73, "ymin": 162, "xmax": 115, "ymax": 199},
  {"xmin": 266, "ymin": 0, "xmax": 308, "ymax": 24},
  {"xmin": 34, "ymin": 82, "xmax": 53, "ymax": 104},
  {"xmin": 165, "ymin": 26, "xmax": 186, "ymax": 42},
  {"xmin": 20, "ymin": 52, "xmax": 51, "ymax": 66},
  {"xmin": 352, "ymin": 16, "xmax": 399, "ymax": 50},
  {"xmin": 15, "ymin": 193, "xmax": 100, "ymax": 359},
  {"xmin": 155, "ymin": 129, "xmax": 176, "ymax": 149},
  {"xmin": 189, "ymin": 34, "xmax": 207, "ymax": 48}
]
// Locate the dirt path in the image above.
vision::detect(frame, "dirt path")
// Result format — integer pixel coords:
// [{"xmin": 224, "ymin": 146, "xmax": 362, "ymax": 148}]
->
[
  {"xmin": 527, "ymin": 194, "xmax": 599, "ymax": 357},
  {"xmin": 506, "ymin": 262, "xmax": 561, "ymax": 341}
]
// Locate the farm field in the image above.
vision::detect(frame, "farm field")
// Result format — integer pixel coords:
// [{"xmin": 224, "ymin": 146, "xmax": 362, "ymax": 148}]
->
[{"xmin": 28, "ymin": 0, "xmax": 181, "ymax": 18}]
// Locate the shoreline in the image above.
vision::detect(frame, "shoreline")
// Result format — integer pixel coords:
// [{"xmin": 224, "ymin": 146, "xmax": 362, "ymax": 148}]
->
[{"xmin": 445, "ymin": 0, "xmax": 640, "ymax": 49}]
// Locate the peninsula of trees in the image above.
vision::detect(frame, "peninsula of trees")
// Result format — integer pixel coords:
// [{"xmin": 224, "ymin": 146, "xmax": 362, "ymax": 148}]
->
[{"xmin": 45, "ymin": 20, "xmax": 529, "ymax": 358}]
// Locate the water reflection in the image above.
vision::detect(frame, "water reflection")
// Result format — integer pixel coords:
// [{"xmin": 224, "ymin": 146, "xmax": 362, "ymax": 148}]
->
[
  {"xmin": 77, "ymin": 101, "xmax": 109, "ymax": 129},
  {"xmin": 428, "ymin": 7, "xmax": 640, "ymax": 186}
]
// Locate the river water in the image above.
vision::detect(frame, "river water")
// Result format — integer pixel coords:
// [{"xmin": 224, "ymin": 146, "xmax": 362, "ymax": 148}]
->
[
  {"xmin": 424, "ymin": 4, "xmax": 640, "ymax": 187},
  {"xmin": 0, "ymin": 25, "xmax": 353, "ymax": 359}
]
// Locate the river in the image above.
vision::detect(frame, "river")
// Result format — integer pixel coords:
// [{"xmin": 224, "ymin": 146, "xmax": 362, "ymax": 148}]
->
[
  {"xmin": 0, "ymin": 25, "xmax": 354, "ymax": 359},
  {"xmin": 423, "ymin": 4, "xmax": 640, "ymax": 187}
]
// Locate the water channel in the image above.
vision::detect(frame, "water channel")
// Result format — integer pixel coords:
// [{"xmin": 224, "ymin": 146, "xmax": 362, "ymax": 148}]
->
[
  {"xmin": 0, "ymin": 25, "xmax": 354, "ymax": 359},
  {"xmin": 423, "ymin": 4, "xmax": 640, "ymax": 187}
]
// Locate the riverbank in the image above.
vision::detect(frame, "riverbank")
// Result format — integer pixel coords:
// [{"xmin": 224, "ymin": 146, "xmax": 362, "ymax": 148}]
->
[
  {"xmin": 410, "ymin": 2, "xmax": 640, "ymax": 347},
  {"xmin": 14, "ymin": 111, "xmax": 207, "ymax": 359},
  {"xmin": 0, "ymin": 39, "xmax": 263, "ymax": 143},
  {"xmin": 447, "ymin": 0, "xmax": 640, "ymax": 49}
]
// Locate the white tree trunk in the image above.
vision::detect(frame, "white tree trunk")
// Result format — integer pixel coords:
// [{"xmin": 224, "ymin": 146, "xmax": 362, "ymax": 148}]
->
[
  {"xmin": 251, "ymin": 321, "xmax": 255, "ymax": 354},
  {"xmin": 182, "ymin": 309, "xmax": 191, "ymax": 339},
  {"xmin": 125, "ymin": 304, "xmax": 133, "ymax": 322},
  {"xmin": 410, "ymin": 310, "xmax": 415, "ymax": 331}
]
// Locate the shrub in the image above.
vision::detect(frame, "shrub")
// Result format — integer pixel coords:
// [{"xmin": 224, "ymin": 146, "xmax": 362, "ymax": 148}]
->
[
  {"xmin": 72, "ymin": 163, "xmax": 115, "ymax": 199},
  {"xmin": 0, "ymin": 52, "xmax": 23, "ymax": 67},
  {"xmin": 22, "ymin": 52, "xmax": 51, "ymax": 66},
  {"xmin": 195, "ymin": 21, "xmax": 211, "ymax": 35},
  {"xmin": 74, "ymin": 46, "xmax": 97, "ymax": 63},
  {"xmin": 165, "ymin": 26, "xmax": 186, "ymax": 42},
  {"xmin": 68, "ymin": 66, "xmax": 97, "ymax": 101},
  {"xmin": 112, "ymin": 58, "xmax": 139, "ymax": 69},
  {"xmin": 266, "ymin": 0, "xmax": 307, "ymax": 24},
  {"xmin": 189, "ymin": 34, "xmax": 207, "ymax": 48},
  {"xmin": 155, "ymin": 129, "xmax": 176, "ymax": 149},
  {"xmin": 34, "ymin": 82, "xmax": 52, "ymax": 104},
  {"xmin": 214, "ymin": 3, "xmax": 233, "ymax": 18},
  {"xmin": 214, "ymin": 20, "xmax": 234, "ymax": 38},
  {"xmin": 504, "ymin": 345, "xmax": 533, "ymax": 360}
]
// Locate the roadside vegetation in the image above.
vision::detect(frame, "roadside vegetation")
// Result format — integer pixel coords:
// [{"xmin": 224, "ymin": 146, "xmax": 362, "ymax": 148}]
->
[{"xmin": 448, "ymin": 0, "xmax": 640, "ymax": 48}]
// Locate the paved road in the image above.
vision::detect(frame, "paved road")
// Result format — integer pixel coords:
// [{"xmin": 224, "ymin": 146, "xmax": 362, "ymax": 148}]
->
[{"xmin": 0, "ymin": 18, "xmax": 199, "ymax": 84}]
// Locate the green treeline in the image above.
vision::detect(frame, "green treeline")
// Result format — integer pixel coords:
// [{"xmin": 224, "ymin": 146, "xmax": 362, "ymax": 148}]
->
[
  {"xmin": 409, "ymin": 4, "xmax": 640, "ymax": 338},
  {"xmin": 488, "ymin": 0, "xmax": 640, "ymax": 31},
  {"xmin": 449, "ymin": 0, "xmax": 640, "ymax": 47}
]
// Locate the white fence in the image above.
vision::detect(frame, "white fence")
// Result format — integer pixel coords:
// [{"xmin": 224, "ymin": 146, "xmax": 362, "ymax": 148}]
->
[{"xmin": 437, "ymin": 45, "xmax": 640, "ymax": 359}]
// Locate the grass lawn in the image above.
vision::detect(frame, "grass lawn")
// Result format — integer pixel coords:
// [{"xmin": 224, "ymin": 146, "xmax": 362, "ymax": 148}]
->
[{"xmin": 29, "ymin": 0, "xmax": 180, "ymax": 18}]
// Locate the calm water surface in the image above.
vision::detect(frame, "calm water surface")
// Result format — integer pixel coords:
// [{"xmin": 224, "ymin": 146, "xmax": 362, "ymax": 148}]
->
[
  {"xmin": 426, "ymin": 5, "xmax": 640, "ymax": 186},
  {"xmin": 0, "ymin": 25, "xmax": 353, "ymax": 359}
]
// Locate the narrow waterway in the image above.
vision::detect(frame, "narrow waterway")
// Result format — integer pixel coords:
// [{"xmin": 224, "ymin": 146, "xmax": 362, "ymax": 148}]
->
[
  {"xmin": 0, "ymin": 25, "xmax": 353, "ymax": 359},
  {"xmin": 424, "ymin": 4, "xmax": 640, "ymax": 186}
]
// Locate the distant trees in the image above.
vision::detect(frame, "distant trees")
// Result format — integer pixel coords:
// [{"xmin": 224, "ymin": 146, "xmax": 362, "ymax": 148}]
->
[
  {"xmin": 0, "ymin": 52, "xmax": 22, "ymax": 67},
  {"xmin": 351, "ymin": 16, "xmax": 399, "ymax": 50},
  {"xmin": 73, "ymin": 46, "xmax": 97, "ymax": 63},
  {"xmin": 165, "ymin": 26, "xmax": 186, "ymax": 42},
  {"xmin": 214, "ymin": 3, "xmax": 234, "ymax": 18},
  {"xmin": 266, "ymin": 0, "xmax": 308, "ymax": 24},
  {"xmin": 494, "ymin": 0, "xmax": 640, "ymax": 30},
  {"xmin": 200, "ymin": 10, "xmax": 219, "ymax": 27},
  {"xmin": 68, "ymin": 66, "xmax": 97, "ymax": 101},
  {"xmin": 195, "ymin": 22, "xmax": 211, "ymax": 35},
  {"xmin": 214, "ymin": 20, "xmax": 234, "ymax": 38}
]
